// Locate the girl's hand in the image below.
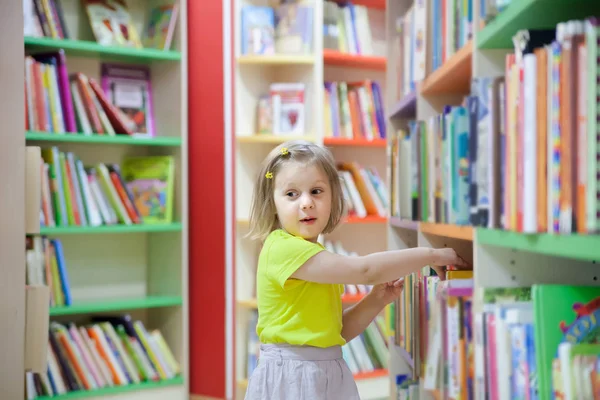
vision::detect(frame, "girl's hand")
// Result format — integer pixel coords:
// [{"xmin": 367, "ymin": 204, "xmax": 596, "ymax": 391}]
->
[
  {"xmin": 431, "ymin": 248, "xmax": 471, "ymax": 280},
  {"xmin": 368, "ymin": 278, "xmax": 405, "ymax": 306}
]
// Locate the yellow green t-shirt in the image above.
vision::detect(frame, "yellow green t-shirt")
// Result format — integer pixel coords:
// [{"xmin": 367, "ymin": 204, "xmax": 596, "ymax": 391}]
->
[{"xmin": 255, "ymin": 229, "xmax": 346, "ymax": 348}]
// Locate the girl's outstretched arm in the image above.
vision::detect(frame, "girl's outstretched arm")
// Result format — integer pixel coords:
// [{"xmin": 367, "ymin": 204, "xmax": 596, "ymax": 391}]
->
[{"xmin": 291, "ymin": 246, "xmax": 469, "ymax": 285}]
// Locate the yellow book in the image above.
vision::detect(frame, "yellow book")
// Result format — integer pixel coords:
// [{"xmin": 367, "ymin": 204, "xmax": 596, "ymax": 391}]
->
[
  {"xmin": 152, "ymin": 330, "xmax": 180, "ymax": 375},
  {"xmin": 446, "ymin": 271, "xmax": 473, "ymax": 280}
]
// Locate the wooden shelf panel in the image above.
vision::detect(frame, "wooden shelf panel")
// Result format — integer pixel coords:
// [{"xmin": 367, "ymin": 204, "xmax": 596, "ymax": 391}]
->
[
  {"xmin": 345, "ymin": 215, "xmax": 387, "ymax": 224},
  {"xmin": 237, "ymin": 54, "xmax": 315, "ymax": 65},
  {"xmin": 324, "ymin": 137, "xmax": 387, "ymax": 147},
  {"xmin": 24, "ymin": 36, "xmax": 181, "ymax": 62},
  {"xmin": 420, "ymin": 41, "xmax": 472, "ymax": 96},
  {"xmin": 419, "ymin": 222, "xmax": 473, "ymax": 241},
  {"xmin": 49, "ymin": 296, "xmax": 182, "ymax": 316},
  {"xmin": 323, "ymin": 49, "xmax": 386, "ymax": 70},
  {"xmin": 26, "ymin": 131, "xmax": 182, "ymax": 147},
  {"xmin": 477, "ymin": 229, "xmax": 600, "ymax": 262},
  {"xmin": 389, "ymin": 217, "xmax": 419, "ymax": 231}
]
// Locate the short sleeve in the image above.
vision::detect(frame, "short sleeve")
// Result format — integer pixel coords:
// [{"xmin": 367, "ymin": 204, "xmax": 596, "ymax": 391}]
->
[{"xmin": 266, "ymin": 231, "xmax": 325, "ymax": 289}]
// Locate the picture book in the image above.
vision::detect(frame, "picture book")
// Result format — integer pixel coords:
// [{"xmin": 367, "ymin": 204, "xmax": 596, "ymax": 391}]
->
[
  {"xmin": 100, "ymin": 63, "xmax": 155, "ymax": 137},
  {"xmin": 83, "ymin": 0, "xmax": 142, "ymax": 48},
  {"xmin": 274, "ymin": 2, "xmax": 314, "ymax": 54},
  {"xmin": 120, "ymin": 156, "xmax": 175, "ymax": 224},
  {"xmin": 142, "ymin": 2, "xmax": 179, "ymax": 50},
  {"xmin": 532, "ymin": 284, "xmax": 600, "ymax": 400},
  {"xmin": 270, "ymin": 82, "xmax": 305, "ymax": 135},
  {"xmin": 240, "ymin": 5, "xmax": 275, "ymax": 55}
]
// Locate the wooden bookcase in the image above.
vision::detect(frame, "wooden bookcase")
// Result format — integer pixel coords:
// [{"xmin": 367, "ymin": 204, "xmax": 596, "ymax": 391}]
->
[
  {"xmin": 20, "ymin": 1, "xmax": 189, "ymax": 399},
  {"xmin": 231, "ymin": 1, "xmax": 390, "ymax": 399},
  {"xmin": 385, "ymin": 0, "xmax": 600, "ymax": 398}
]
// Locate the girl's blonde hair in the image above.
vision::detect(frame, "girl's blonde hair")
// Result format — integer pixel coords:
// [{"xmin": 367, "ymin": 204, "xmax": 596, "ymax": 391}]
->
[{"xmin": 247, "ymin": 140, "xmax": 346, "ymax": 241}]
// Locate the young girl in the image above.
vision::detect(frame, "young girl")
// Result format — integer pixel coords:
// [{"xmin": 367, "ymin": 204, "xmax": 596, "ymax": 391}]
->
[{"xmin": 245, "ymin": 140, "xmax": 468, "ymax": 399}]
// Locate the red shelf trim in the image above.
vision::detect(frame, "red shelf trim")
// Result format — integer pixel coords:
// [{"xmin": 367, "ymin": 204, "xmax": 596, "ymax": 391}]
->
[
  {"xmin": 332, "ymin": 0, "xmax": 386, "ymax": 10},
  {"xmin": 354, "ymin": 369, "xmax": 389, "ymax": 380},
  {"xmin": 344, "ymin": 215, "xmax": 387, "ymax": 224},
  {"xmin": 323, "ymin": 49, "xmax": 387, "ymax": 70},
  {"xmin": 324, "ymin": 137, "xmax": 387, "ymax": 147}
]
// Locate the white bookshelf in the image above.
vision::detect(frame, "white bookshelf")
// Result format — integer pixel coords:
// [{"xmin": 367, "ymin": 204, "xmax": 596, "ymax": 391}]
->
[
  {"xmin": 231, "ymin": 0, "xmax": 390, "ymax": 399},
  {"xmin": 21, "ymin": 0, "xmax": 189, "ymax": 399},
  {"xmin": 385, "ymin": 0, "xmax": 600, "ymax": 398}
]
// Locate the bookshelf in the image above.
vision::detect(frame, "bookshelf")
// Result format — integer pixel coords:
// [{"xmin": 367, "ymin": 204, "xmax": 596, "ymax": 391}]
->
[
  {"xmin": 21, "ymin": 1, "xmax": 188, "ymax": 399},
  {"xmin": 385, "ymin": 0, "xmax": 600, "ymax": 398},
  {"xmin": 231, "ymin": 0, "xmax": 391, "ymax": 399}
]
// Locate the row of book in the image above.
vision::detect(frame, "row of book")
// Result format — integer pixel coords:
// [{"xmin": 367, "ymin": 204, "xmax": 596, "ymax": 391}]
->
[
  {"xmin": 388, "ymin": 17, "xmax": 600, "ymax": 234},
  {"xmin": 343, "ymin": 316, "xmax": 389, "ymax": 375},
  {"xmin": 245, "ymin": 311, "xmax": 389, "ymax": 379},
  {"xmin": 323, "ymin": 1, "xmax": 376, "ymax": 56},
  {"xmin": 23, "ymin": 0, "xmax": 179, "ymax": 51},
  {"xmin": 391, "ymin": 0, "xmax": 473, "ymax": 101},
  {"xmin": 26, "ymin": 236, "xmax": 71, "ymax": 307},
  {"xmin": 39, "ymin": 146, "xmax": 175, "ymax": 227},
  {"xmin": 323, "ymin": 79, "xmax": 387, "ymax": 141},
  {"xmin": 389, "ymin": 112, "xmax": 472, "ymax": 226},
  {"xmin": 240, "ymin": 2, "xmax": 313, "ymax": 56},
  {"xmin": 391, "ymin": 1, "xmax": 423, "ymax": 100},
  {"xmin": 394, "ymin": 268, "xmax": 600, "ymax": 399},
  {"xmin": 429, "ymin": 0, "xmax": 473, "ymax": 72},
  {"xmin": 25, "ymin": 52, "xmax": 155, "ymax": 137},
  {"xmin": 27, "ymin": 317, "xmax": 180, "ymax": 399},
  {"xmin": 338, "ymin": 161, "xmax": 388, "ymax": 219}
]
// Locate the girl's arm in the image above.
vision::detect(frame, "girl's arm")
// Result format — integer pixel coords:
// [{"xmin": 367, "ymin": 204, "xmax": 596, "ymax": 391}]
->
[
  {"xmin": 341, "ymin": 279, "xmax": 403, "ymax": 342},
  {"xmin": 341, "ymin": 293, "xmax": 385, "ymax": 342},
  {"xmin": 291, "ymin": 246, "xmax": 468, "ymax": 285}
]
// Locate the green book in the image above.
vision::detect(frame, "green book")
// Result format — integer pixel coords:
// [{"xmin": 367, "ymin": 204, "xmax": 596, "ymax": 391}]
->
[{"xmin": 532, "ymin": 285, "xmax": 600, "ymax": 400}]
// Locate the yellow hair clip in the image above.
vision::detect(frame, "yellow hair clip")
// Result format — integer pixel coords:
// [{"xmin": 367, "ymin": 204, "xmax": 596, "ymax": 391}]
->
[
  {"xmin": 280, "ymin": 147, "xmax": 289, "ymax": 156},
  {"xmin": 265, "ymin": 172, "xmax": 273, "ymax": 179}
]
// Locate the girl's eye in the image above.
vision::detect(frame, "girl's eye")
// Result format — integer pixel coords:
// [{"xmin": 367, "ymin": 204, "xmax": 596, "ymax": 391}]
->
[
  {"xmin": 312, "ymin": 189, "xmax": 323, "ymax": 195},
  {"xmin": 286, "ymin": 192, "xmax": 296, "ymax": 197}
]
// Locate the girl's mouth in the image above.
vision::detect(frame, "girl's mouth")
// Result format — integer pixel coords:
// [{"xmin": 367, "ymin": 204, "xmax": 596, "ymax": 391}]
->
[{"xmin": 300, "ymin": 217, "xmax": 316, "ymax": 225}]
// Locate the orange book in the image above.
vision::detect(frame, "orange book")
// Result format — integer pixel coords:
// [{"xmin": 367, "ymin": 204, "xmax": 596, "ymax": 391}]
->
[
  {"xmin": 88, "ymin": 78, "xmax": 134, "ymax": 135},
  {"xmin": 87, "ymin": 326, "xmax": 126, "ymax": 385},
  {"xmin": 108, "ymin": 170, "xmax": 141, "ymax": 224},
  {"xmin": 338, "ymin": 161, "xmax": 378, "ymax": 215},
  {"xmin": 535, "ymin": 47, "xmax": 548, "ymax": 232},
  {"xmin": 57, "ymin": 330, "xmax": 93, "ymax": 390},
  {"xmin": 576, "ymin": 40, "xmax": 588, "ymax": 233},
  {"xmin": 73, "ymin": 73, "xmax": 104, "ymax": 134}
]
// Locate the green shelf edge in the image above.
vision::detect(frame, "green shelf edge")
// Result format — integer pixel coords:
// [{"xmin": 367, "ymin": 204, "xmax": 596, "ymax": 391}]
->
[
  {"xmin": 25, "ymin": 36, "xmax": 181, "ymax": 62},
  {"xmin": 26, "ymin": 132, "xmax": 182, "ymax": 147},
  {"xmin": 40, "ymin": 223, "xmax": 182, "ymax": 235},
  {"xmin": 477, "ymin": 229, "xmax": 600, "ymax": 262},
  {"xmin": 476, "ymin": 0, "xmax": 600, "ymax": 49},
  {"xmin": 50, "ymin": 296, "xmax": 183, "ymax": 316},
  {"xmin": 35, "ymin": 376, "xmax": 184, "ymax": 399}
]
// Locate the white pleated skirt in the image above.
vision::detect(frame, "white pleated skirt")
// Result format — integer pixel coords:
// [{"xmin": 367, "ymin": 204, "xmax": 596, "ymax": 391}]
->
[{"xmin": 244, "ymin": 343, "xmax": 360, "ymax": 400}]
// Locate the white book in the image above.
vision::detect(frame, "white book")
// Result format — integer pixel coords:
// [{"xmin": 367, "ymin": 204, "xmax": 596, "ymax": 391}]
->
[{"xmin": 522, "ymin": 53, "xmax": 537, "ymax": 233}]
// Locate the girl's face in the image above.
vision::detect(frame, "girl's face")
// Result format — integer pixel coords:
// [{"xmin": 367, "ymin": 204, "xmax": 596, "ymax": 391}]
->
[{"xmin": 272, "ymin": 161, "xmax": 332, "ymax": 242}]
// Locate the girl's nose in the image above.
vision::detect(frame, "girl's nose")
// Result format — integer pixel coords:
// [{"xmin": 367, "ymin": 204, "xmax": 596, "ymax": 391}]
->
[{"xmin": 300, "ymin": 196, "xmax": 314, "ymax": 209}]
